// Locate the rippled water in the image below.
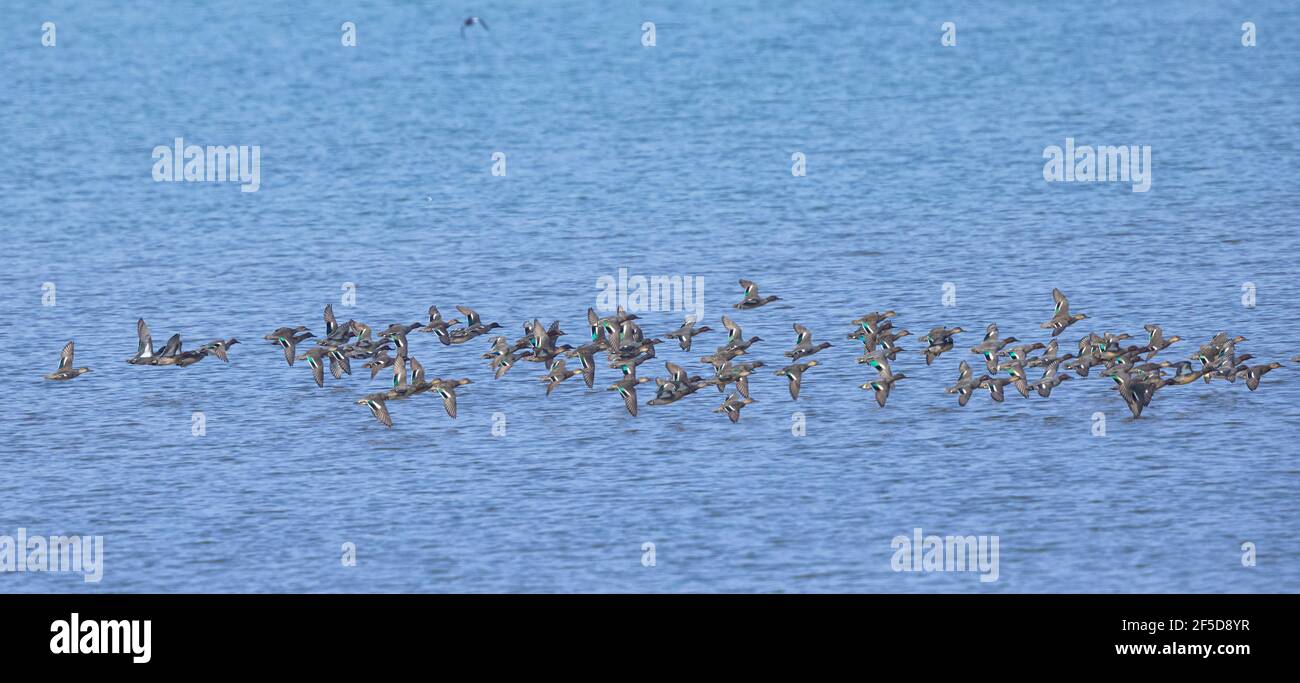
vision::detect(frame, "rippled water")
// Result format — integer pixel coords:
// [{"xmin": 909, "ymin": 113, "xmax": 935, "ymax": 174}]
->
[{"xmin": 2, "ymin": 1, "xmax": 1298, "ymax": 593}]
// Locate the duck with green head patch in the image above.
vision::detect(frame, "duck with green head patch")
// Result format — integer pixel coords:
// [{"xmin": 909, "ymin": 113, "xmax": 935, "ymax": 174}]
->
[
  {"xmin": 446, "ymin": 306, "xmax": 502, "ymax": 344},
  {"xmin": 1006, "ymin": 342, "xmax": 1045, "ymax": 364},
  {"xmin": 857, "ymin": 349, "xmax": 895, "ymax": 375},
  {"xmin": 999, "ymin": 360, "xmax": 1032, "ymax": 398}
]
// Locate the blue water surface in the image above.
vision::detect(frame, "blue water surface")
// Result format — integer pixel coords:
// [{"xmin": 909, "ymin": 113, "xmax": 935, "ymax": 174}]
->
[{"xmin": 1, "ymin": 1, "xmax": 1298, "ymax": 592}]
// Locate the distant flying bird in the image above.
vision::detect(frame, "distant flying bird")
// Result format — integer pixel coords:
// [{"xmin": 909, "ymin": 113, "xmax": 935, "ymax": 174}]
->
[{"xmin": 461, "ymin": 16, "xmax": 489, "ymax": 38}]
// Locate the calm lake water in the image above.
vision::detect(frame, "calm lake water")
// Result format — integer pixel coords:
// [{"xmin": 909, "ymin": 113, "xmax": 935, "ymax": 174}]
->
[{"xmin": 2, "ymin": 1, "xmax": 1298, "ymax": 593}]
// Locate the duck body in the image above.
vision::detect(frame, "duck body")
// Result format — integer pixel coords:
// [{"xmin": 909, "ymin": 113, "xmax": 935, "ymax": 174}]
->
[
  {"xmin": 45, "ymin": 341, "xmax": 91, "ymax": 381},
  {"xmin": 714, "ymin": 393, "xmax": 756, "ymax": 422},
  {"xmin": 733, "ymin": 279, "xmax": 780, "ymax": 309},
  {"xmin": 775, "ymin": 360, "xmax": 818, "ymax": 400}
]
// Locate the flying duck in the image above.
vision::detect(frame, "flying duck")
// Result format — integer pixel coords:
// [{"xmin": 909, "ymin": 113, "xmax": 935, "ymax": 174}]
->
[
  {"xmin": 944, "ymin": 361, "xmax": 980, "ymax": 406},
  {"xmin": 200, "ymin": 338, "xmax": 239, "ymax": 362},
  {"xmin": 268, "ymin": 327, "xmax": 314, "ymax": 366},
  {"xmin": 298, "ymin": 347, "xmax": 331, "ymax": 387},
  {"xmin": 427, "ymin": 378, "xmax": 471, "ymax": 418},
  {"xmin": 785, "ymin": 323, "xmax": 832, "ymax": 360},
  {"xmin": 714, "ymin": 393, "xmax": 756, "ymax": 423},
  {"xmin": 850, "ymin": 311, "xmax": 897, "ymax": 337},
  {"xmin": 920, "ymin": 326, "xmax": 964, "ymax": 365},
  {"xmin": 733, "ymin": 279, "xmax": 780, "ymax": 309},
  {"xmin": 356, "ymin": 394, "xmax": 394, "ymax": 428},
  {"xmin": 1027, "ymin": 359, "xmax": 1072, "ymax": 397},
  {"xmin": 1040, "ymin": 288, "xmax": 1087, "ymax": 337},
  {"xmin": 461, "ymin": 16, "xmax": 489, "ymax": 38},
  {"xmin": 1143, "ymin": 324, "xmax": 1182, "ymax": 360},
  {"xmin": 151, "ymin": 334, "xmax": 184, "ymax": 366},
  {"xmin": 45, "ymin": 341, "xmax": 91, "ymax": 381},
  {"xmin": 126, "ymin": 318, "xmax": 155, "ymax": 364},
  {"xmin": 860, "ymin": 372, "xmax": 906, "ymax": 407},
  {"xmin": 978, "ymin": 375, "xmax": 1012, "ymax": 402},
  {"xmin": 608, "ymin": 373, "xmax": 651, "ymax": 417},
  {"xmin": 775, "ymin": 360, "xmax": 818, "ymax": 400},
  {"xmin": 1237, "ymin": 362, "xmax": 1282, "ymax": 391},
  {"xmin": 709, "ymin": 360, "xmax": 763, "ymax": 399},
  {"xmin": 540, "ymin": 359, "xmax": 581, "ymax": 395},
  {"xmin": 665, "ymin": 317, "xmax": 712, "ymax": 351},
  {"xmin": 379, "ymin": 322, "xmax": 423, "ymax": 356},
  {"xmin": 418, "ymin": 306, "xmax": 462, "ymax": 343}
]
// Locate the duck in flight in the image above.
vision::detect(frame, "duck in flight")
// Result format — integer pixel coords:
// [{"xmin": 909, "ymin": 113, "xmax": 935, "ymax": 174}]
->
[
  {"xmin": 861, "ymin": 371, "xmax": 906, "ymax": 407},
  {"xmin": 775, "ymin": 360, "xmax": 818, "ymax": 400},
  {"xmin": 418, "ymin": 306, "xmax": 462, "ymax": 342},
  {"xmin": 151, "ymin": 334, "xmax": 184, "ymax": 366},
  {"xmin": 45, "ymin": 341, "xmax": 91, "ymax": 381},
  {"xmin": 921, "ymin": 326, "xmax": 964, "ymax": 365},
  {"xmin": 785, "ymin": 324, "xmax": 832, "ymax": 361},
  {"xmin": 126, "ymin": 319, "xmax": 155, "ymax": 364},
  {"xmin": 461, "ymin": 16, "xmax": 489, "ymax": 38},
  {"xmin": 1041, "ymin": 288, "xmax": 1087, "ymax": 337},
  {"xmin": 540, "ymin": 358, "xmax": 582, "ymax": 396},
  {"xmin": 266, "ymin": 326, "xmax": 314, "ymax": 366},
  {"xmin": 608, "ymin": 372, "xmax": 651, "ymax": 417},
  {"xmin": 713, "ymin": 393, "xmax": 756, "ymax": 423},
  {"xmin": 665, "ymin": 317, "xmax": 712, "ymax": 352},
  {"xmin": 733, "ymin": 279, "xmax": 780, "ymax": 309},
  {"xmin": 200, "ymin": 338, "xmax": 240, "ymax": 362},
  {"xmin": 944, "ymin": 361, "xmax": 980, "ymax": 406}
]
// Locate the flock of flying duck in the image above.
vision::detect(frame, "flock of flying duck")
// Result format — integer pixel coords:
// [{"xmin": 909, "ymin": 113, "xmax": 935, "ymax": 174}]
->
[{"xmin": 44, "ymin": 281, "xmax": 1292, "ymax": 427}]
